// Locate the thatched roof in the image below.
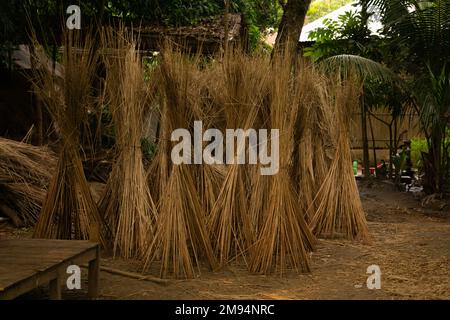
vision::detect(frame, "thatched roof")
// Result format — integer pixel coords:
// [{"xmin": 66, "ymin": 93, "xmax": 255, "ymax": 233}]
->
[{"xmin": 137, "ymin": 13, "xmax": 247, "ymax": 52}]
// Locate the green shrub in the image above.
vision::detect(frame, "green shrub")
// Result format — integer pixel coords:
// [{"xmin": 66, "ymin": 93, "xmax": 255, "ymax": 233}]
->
[
  {"xmin": 411, "ymin": 135, "xmax": 450, "ymax": 171},
  {"xmin": 410, "ymin": 138, "xmax": 428, "ymax": 170}
]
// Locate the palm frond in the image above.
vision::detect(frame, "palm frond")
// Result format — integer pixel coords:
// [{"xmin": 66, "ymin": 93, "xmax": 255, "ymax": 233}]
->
[{"xmin": 320, "ymin": 54, "xmax": 397, "ymax": 83}]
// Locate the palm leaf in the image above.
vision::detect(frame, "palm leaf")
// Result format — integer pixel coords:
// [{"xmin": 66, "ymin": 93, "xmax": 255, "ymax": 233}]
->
[{"xmin": 319, "ymin": 54, "xmax": 397, "ymax": 83}]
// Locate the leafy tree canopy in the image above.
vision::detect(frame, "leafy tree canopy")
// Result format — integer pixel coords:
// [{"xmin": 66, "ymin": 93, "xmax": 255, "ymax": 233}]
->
[
  {"xmin": 304, "ymin": 0, "xmax": 450, "ymax": 192},
  {"xmin": 306, "ymin": 0, "xmax": 356, "ymax": 23},
  {"xmin": 0, "ymin": 0, "xmax": 281, "ymax": 50}
]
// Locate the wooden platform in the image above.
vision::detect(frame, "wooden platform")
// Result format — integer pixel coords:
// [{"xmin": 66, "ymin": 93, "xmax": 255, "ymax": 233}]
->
[{"xmin": 0, "ymin": 239, "xmax": 99, "ymax": 300}]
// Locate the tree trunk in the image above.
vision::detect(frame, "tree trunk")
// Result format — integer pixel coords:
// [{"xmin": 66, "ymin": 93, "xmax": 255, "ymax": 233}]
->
[
  {"xmin": 394, "ymin": 118, "xmax": 398, "ymax": 148},
  {"xmin": 388, "ymin": 121, "xmax": 394, "ymax": 179},
  {"xmin": 361, "ymin": 101, "xmax": 370, "ymax": 178},
  {"xmin": 427, "ymin": 126, "xmax": 443, "ymax": 193},
  {"xmin": 368, "ymin": 113, "xmax": 377, "ymax": 167},
  {"xmin": 98, "ymin": 0, "xmax": 105, "ymax": 25},
  {"xmin": 274, "ymin": 0, "xmax": 312, "ymax": 51}
]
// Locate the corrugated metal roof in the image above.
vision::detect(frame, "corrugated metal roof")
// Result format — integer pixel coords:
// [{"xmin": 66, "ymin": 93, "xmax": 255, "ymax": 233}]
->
[{"xmin": 300, "ymin": 1, "xmax": 383, "ymax": 42}]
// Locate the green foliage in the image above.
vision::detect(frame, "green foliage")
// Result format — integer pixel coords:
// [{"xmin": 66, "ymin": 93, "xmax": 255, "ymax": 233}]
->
[
  {"xmin": 143, "ymin": 53, "xmax": 160, "ymax": 81},
  {"xmin": 106, "ymin": 0, "xmax": 223, "ymax": 25},
  {"xmin": 107, "ymin": 0, "xmax": 282, "ymax": 49},
  {"xmin": 365, "ymin": 0, "xmax": 450, "ymax": 191},
  {"xmin": 368, "ymin": 0, "xmax": 450, "ymax": 76},
  {"xmin": 392, "ymin": 149, "xmax": 407, "ymax": 175},
  {"xmin": 0, "ymin": 0, "xmax": 281, "ymax": 52},
  {"xmin": 411, "ymin": 138, "xmax": 428, "ymax": 169},
  {"xmin": 99, "ymin": 103, "xmax": 157, "ymax": 161},
  {"xmin": 302, "ymin": 1, "xmax": 409, "ymax": 116},
  {"xmin": 304, "ymin": 10, "xmax": 374, "ymax": 60},
  {"xmin": 307, "ymin": 0, "xmax": 356, "ymax": 22},
  {"xmin": 141, "ymin": 137, "xmax": 157, "ymax": 161},
  {"xmin": 411, "ymin": 135, "xmax": 450, "ymax": 171},
  {"xmin": 164, "ymin": 0, "xmax": 221, "ymax": 25},
  {"xmin": 230, "ymin": 0, "xmax": 281, "ymax": 50}
]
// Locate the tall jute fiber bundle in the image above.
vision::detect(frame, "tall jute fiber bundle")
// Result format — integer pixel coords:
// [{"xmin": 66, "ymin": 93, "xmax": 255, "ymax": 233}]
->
[
  {"xmin": 206, "ymin": 50, "xmax": 270, "ymax": 267},
  {"xmin": 309, "ymin": 76, "xmax": 370, "ymax": 242},
  {"xmin": 31, "ymin": 33, "xmax": 107, "ymax": 245},
  {"xmin": 248, "ymin": 50, "xmax": 316, "ymax": 274},
  {"xmin": 294, "ymin": 67, "xmax": 335, "ymax": 221},
  {"xmin": 143, "ymin": 45, "xmax": 218, "ymax": 278},
  {"xmin": 99, "ymin": 28, "xmax": 157, "ymax": 258},
  {"xmin": 141, "ymin": 46, "xmax": 369, "ymax": 278},
  {"xmin": 193, "ymin": 66, "xmax": 227, "ymax": 217}
]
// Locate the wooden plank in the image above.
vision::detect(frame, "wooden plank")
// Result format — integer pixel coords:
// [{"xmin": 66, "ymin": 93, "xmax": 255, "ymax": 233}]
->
[
  {"xmin": 0, "ymin": 239, "xmax": 96, "ymax": 250},
  {"xmin": 0, "ymin": 248, "xmax": 98, "ymax": 292},
  {"xmin": 0, "ymin": 239, "xmax": 100, "ymax": 300},
  {"xmin": 0, "ymin": 248, "xmax": 96, "ymax": 289},
  {"xmin": 1, "ymin": 250, "xmax": 97, "ymax": 299},
  {"xmin": 0, "ymin": 269, "xmax": 60, "ymax": 300}
]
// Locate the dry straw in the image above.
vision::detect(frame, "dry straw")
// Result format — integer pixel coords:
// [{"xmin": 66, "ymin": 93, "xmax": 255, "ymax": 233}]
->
[
  {"xmin": 0, "ymin": 137, "xmax": 56, "ymax": 226},
  {"xmin": 99, "ymin": 28, "xmax": 157, "ymax": 258},
  {"xmin": 294, "ymin": 66, "xmax": 335, "ymax": 221},
  {"xmin": 248, "ymin": 49, "xmax": 316, "ymax": 274},
  {"xmin": 144, "ymin": 44, "xmax": 218, "ymax": 278},
  {"xmin": 309, "ymin": 76, "xmax": 370, "ymax": 242},
  {"xmin": 31, "ymin": 32, "xmax": 107, "ymax": 245},
  {"xmin": 193, "ymin": 65, "xmax": 227, "ymax": 217},
  {"xmin": 206, "ymin": 49, "xmax": 271, "ymax": 267},
  {"xmin": 142, "ymin": 43, "xmax": 369, "ymax": 276},
  {"xmin": 18, "ymin": 25, "xmax": 370, "ymax": 279}
]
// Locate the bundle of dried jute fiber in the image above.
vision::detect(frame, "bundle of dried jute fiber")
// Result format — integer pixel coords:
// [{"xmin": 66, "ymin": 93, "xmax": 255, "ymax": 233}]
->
[
  {"xmin": 99, "ymin": 28, "xmax": 157, "ymax": 258},
  {"xmin": 31, "ymin": 32, "xmax": 107, "ymax": 245}
]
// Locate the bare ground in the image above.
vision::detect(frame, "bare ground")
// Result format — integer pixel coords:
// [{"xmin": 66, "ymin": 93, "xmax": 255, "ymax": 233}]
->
[{"xmin": 2, "ymin": 184, "xmax": 449, "ymax": 300}]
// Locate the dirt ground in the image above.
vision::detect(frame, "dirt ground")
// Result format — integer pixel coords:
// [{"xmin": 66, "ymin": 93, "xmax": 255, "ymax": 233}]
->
[{"xmin": 1, "ymin": 183, "xmax": 450, "ymax": 300}]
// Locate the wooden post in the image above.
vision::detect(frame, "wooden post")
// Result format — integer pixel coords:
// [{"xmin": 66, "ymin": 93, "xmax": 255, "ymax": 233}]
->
[
  {"xmin": 49, "ymin": 277, "xmax": 61, "ymax": 300},
  {"xmin": 88, "ymin": 246, "xmax": 100, "ymax": 299}
]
